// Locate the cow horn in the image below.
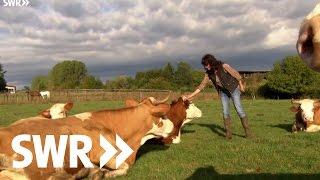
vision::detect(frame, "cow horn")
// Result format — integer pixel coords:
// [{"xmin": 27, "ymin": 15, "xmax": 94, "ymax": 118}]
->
[
  {"xmin": 291, "ymin": 99, "xmax": 302, "ymax": 104},
  {"xmin": 150, "ymin": 91, "xmax": 171, "ymax": 105}
]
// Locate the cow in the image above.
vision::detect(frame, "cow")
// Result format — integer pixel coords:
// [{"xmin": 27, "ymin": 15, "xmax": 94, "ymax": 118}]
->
[
  {"xmin": 39, "ymin": 91, "xmax": 50, "ymax": 99},
  {"xmin": 297, "ymin": 3, "xmax": 320, "ymax": 72},
  {"xmin": 0, "ymin": 97, "xmax": 174, "ymax": 179},
  {"xmin": 125, "ymin": 97, "xmax": 202, "ymax": 144},
  {"xmin": 26, "ymin": 91, "xmax": 40, "ymax": 97},
  {"xmin": 291, "ymin": 99, "xmax": 320, "ymax": 133},
  {"xmin": 11, "ymin": 102, "xmax": 73, "ymax": 126}
]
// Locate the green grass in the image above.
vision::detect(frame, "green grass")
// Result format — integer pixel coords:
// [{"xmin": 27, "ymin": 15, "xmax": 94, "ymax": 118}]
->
[{"xmin": 1, "ymin": 100, "xmax": 320, "ymax": 179}]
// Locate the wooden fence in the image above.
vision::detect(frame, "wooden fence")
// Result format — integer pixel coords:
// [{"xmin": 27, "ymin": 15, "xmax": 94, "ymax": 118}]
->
[{"xmin": 0, "ymin": 89, "xmax": 219, "ymax": 104}]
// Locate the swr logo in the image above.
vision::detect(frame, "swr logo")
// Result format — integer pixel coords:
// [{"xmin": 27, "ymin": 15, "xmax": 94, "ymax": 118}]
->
[
  {"xmin": 2, "ymin": 0, "xmax": 30, "ymax": 7},
  {"xmin": 12, "ymin": 134, "xmax": 133, "ymax": 169}
]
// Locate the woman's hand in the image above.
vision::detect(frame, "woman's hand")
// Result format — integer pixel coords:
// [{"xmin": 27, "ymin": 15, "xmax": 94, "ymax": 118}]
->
[
  {"xmin": 239, "ymin": 81, "xmax": 245, "ymax": 92},
  {"xmin": 182, "ymin": 95, "xmax": 190, "ymax": 101},
  {"xmin": 183, "ymin": 89, "xmax": 201, "ymax": 101}
]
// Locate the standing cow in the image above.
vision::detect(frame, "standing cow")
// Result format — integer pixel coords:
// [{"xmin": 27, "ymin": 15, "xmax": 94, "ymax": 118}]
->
[{"xmin": 40, "ymin": 91, "xmax": 50, "ymax": 99}]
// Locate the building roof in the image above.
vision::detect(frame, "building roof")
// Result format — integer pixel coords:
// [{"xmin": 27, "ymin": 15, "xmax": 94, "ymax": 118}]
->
[
  {"xmin": 5, "ymin": 85, "xmax": 16, "ymax": 88},
  {"xmin": 239, "ymin": 70, "xmax": 271, "ymax": 73}
]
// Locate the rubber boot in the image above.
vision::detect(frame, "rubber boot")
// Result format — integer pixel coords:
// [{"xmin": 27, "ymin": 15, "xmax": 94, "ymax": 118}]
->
[
  {"xmin": 240, "ymin": 116, "xmax": 253, "ymax": 138},
  {"xmin": 223, "ymin": 117, "xmax": 232, "ymax": 140}
]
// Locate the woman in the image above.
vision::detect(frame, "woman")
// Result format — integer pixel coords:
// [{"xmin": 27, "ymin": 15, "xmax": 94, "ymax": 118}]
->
[{"xmin": 184, "ymin": 54, "xmax": 253, "ymax": 139}]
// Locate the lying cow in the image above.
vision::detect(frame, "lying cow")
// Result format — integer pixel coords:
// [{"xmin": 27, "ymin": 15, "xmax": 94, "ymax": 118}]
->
[
  {"xmin": 297, "ymin": 3, "xmax": 320, "ymax": 72},
  {"xmin": 291, "ymin": 99, "xmax": 320, "ymax": 132},
  {"xmin": 125, "ymin": 97, "xmax": 202, "ymax": 144},
  {"xmin": 11, "ymin": 102, "xmax": 73, "ymax": 126},
  {"xmin": 0, "ymin": 97, "xmax": 173, "ymax": 179}
]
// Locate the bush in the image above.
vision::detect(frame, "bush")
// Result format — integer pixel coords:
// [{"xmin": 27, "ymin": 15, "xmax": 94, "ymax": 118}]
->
[{"xmin": 262, "ymin": 55, "xmax": 320, "ymax": 98}]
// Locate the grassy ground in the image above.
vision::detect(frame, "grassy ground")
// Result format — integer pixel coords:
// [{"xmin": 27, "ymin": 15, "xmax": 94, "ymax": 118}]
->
[{"xmin": 1, "ymin": 100, "xmax": 320, "ymax": 179}]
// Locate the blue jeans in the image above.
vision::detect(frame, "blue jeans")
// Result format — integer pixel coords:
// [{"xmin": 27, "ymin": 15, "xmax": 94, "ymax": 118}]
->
[{"xmin": 220, "ymin": 87, "xmax": 246, "ymax": 119}]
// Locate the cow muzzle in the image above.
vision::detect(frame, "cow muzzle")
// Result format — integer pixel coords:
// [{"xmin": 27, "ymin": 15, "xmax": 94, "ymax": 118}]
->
[
  {"xmin": 297, "ymin": 16, "xmax": 320, "ymax": 72},
  {"xmin": 186, "ymin": 104, "xmax": 202, "ymax": 119}
]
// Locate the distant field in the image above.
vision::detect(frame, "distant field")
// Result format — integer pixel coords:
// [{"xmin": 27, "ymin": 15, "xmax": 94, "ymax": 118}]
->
[{"xmin": 1, "ymin": 100, "xmax": 320, "ymax": 179}]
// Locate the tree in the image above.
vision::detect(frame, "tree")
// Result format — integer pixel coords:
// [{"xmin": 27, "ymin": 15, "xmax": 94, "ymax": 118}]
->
[
  {"xmin": 0, "ymin": 63, "xmax": 6, "ymax": 91},
  {"xmin": 162, "ymin": 63, "xmax": 175, "ymax": 82},
  {"xmin": 242, "ymin": 73, "xmax": 267, "ymax": 99},
  {"xmin": 105, "ymin": 76, "xmax": 135, "ymax": 90},
  {"xmin": 135, "ymin": 69, "xmax": 162, "ymax": 88},
  {"xmin": 80, "ymin": 75, "xmax": 103, "ymax": 89},
  {"xmin": 265, "ymin": 55, "xmax": 320, "ymax": 98},
  {"xmin": 144, "ymin": 77, "xmax": 173, "ymax": 89},
  {"xmin": 174, "ymin": 62, "xmax": 194, "ymax": 90},
  {"xmin": 23, "ymin": 86, "xmax": 30, "ymax": 91},
  {"xmin": 49, "ymin": 60, "xmax": 88, "ymax": 89},
  {"xmin": 31, "ymin": 75, "xmax": 48, "ymax": 90}
]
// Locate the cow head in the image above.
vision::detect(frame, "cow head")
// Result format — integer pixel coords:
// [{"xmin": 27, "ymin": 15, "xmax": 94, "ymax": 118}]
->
[
  {"xmin": 39, "ymin": 102, "xmax": 73, "ymax": 119},
  {"xmin": 139, "ymin": 96, "xmax": 174, "ymax": 144},
  {"xmin": 297, "ymin": 3, "xmax": 320, "ymax": 72},
  {"xmin": 291, "ymin": 99, "xmax": 320, "ymax": 123},
  {"xmin": 170, "ymin": 97, "xmax": 202, "ymax": 124},
  {"xmin": 186, "ymin": 102, "xmax": 202, "ymax": 120}
]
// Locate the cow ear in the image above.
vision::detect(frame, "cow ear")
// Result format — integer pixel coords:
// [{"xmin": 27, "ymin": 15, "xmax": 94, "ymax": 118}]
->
[
  {"xmin": 313, "ymin": 101, "xmax": 320, "ymax": 109},
  {"xmin": 290, "ymin": 106, "xmax": 299, "ymax": 112},
  {"xmin": 64, "ymin": 102, "xmax": 73, "ymax": 112},
  {"xmin": 40, "ymin": 110, "xmax": 51, "ymax": 118},
  {"xmin": 151, "ymin": 104, "xmax": 170, "ymax": 117},
  {"xmin": 184, "ymin": 99, "xmax": 190, "ymax": 108}
]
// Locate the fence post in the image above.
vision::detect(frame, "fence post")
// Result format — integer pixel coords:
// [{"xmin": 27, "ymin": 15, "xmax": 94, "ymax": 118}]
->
[{"xmin": 139, "ymin": 91, "xmax": 142, "ymax": 101}]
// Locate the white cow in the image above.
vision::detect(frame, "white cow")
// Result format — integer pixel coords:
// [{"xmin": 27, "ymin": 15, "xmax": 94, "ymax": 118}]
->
[
  {"xmin": 11, "ymin": 102, "xmax": 73, "ymax": 125},
  {"xmin": 291, "ymin": 99, "xmax": 320, "ymax": 132},
  {"xmin": 40, "ymin": 90, "xmax": 50, "ymax": 99}
]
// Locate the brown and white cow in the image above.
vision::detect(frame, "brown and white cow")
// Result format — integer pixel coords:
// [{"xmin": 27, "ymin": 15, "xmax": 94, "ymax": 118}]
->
[
  {"xmin": 0, "ymin": 98, "xmax": 173, "ymax": 179},
  {"xmin": 297, "ymin": 3, "xmax": 320, "ymax": 72},
  {"xmin": 125, "ymin": 97, "xmax": 202, "ymax": 144},
  {"xmin": 291, "ymin": 99, "xmax": 320, "ymax": 132},
  {"xmin": 11, "ymin": 102, "xmax": 73, "ymax": 126}
]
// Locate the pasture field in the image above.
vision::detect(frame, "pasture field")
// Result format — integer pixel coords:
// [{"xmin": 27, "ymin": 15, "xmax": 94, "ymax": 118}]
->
[{"xmin": 1, "ymin": 100, "xmax": 320, "ymax": 179}]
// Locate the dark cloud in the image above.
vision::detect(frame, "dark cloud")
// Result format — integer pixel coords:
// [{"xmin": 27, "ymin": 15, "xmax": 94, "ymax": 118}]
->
[{"xmin": 0, "ymin": 0, "xmax": 319, "ymax": 88}]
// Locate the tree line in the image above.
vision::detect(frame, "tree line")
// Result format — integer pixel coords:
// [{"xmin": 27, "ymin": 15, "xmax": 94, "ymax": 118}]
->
[
  {"xmin": 31, "ymin": 60, "xmax": 103, "ymax": 90},
  {"xmin": 104, "ymin": 62, "xmax": 210, "ymax": 91},
  {"xmin": 2, "ymin": 55, "xmax": 320, "ymax": 99},
  {"xmin": 30, "ymin": 60, "xmax": 210, "ymax": 91}
]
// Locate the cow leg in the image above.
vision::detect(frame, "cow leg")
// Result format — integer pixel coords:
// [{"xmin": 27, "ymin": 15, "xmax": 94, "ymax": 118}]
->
[
  {"xmin": 87, "ymin": 168, "xmax": 104, "ymax": 180},
  {"xmin": 47, "ymin": 171, "xmax": 74, "ymax": 180},
  {"xmin": 306, "ymin": 124, "xmax": 320, "ymax": 132},
  {"xmin": 103, "ymin": 163, "xmax": 129, "ymax": 178},
  {"xmin": 292, "ymin": 123, "xmax": 298, "ymax": 133},
  {"xmin": 0, "ymin": 170, "xmax": 30, "ymax": 180},
  {"xmin": 172, "ymin": 130, "xmax": 181, "ymax": 144}
]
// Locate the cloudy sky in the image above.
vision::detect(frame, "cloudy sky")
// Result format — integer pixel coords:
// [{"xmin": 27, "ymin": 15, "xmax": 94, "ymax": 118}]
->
[{"xmin": 0, "ymin": 0, "xmax": 318, "ymax": 88}]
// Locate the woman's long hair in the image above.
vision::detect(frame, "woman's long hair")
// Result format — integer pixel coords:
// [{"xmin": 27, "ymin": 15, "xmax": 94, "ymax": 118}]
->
[{"xmin": 201, "ymin": 54, "xmax": 223, "ymax": 70}]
